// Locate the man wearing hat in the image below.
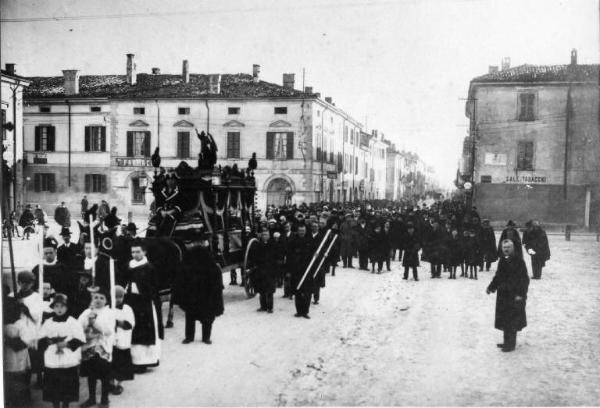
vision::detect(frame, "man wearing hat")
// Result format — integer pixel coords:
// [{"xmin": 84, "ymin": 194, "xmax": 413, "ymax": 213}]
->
[
  {"xmin": 498, "ymin": 220, "xmax": 523, "ymax": 259},
  {"xmin": 125, "ymin": 222, "xmax": 137, "ymax": 238},
  {"xmin": 57, "ymin": 227, "xmax": 83, "ymax": 273},
  {"xmin": 33, "ymin": 238, "xmax": 75, "ymax": 300},
  {"xmin": 155, "ymin": 173, "xmax": 185, "ymax": 237}
]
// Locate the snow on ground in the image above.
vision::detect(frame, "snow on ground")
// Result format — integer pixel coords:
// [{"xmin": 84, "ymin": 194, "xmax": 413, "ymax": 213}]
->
[{"xmin": 10, "ymin": 234, "xmax": 600, "ymax": 406}]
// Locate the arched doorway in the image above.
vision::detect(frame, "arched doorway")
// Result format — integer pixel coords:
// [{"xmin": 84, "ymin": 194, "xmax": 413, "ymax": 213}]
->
[{"xmin": 266, "ymin": 177, "xmax": 293, "ymax": 207}]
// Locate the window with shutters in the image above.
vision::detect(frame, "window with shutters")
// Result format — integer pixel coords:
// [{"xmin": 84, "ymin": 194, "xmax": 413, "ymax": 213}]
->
[
  {"xmin": 34, "ymin": 173, "xmax": 55, "ymax": 192},
  {"xmin": 227, "ymin": 132, "xmax": 240, "ymax": 158},
  {"xmin": 274, "ymin": 107, "xmax": 287, "ymax": 115},
  {"xmin": 178, "ymin": 107, "xmax": 190, "ymax": 115},
  {"xmin": 343, "ymin": 126, "xmax": 348, "ymax": 143},
  {"xmin": 85, "ymin": 174, "xmax": 107, "ymax": 193},
  {"xmin": 355, "ymin": 157, "xmax": 358, "ymax": 175},
  {"xmin": 127, "ymin": 131, "xmax": 150, "ymax": 157},
  {"xmin": 228, "ymin": 107, "xmax": 240, "ymax": 115},
  {"xmin": 177, "ymin": 132, "xmax": 190, "ymax": 158},
  {"xmin": 34, "ymin": 126, "xmax": 55, "ymax": 152},
  {"xmin": 85, "ymin": 126, "xmax": 106, "ymax": 152},
  {"xmin": 133, "ymin": 107, "xmax": 145, "ymax": 115},
  {"xmin": 518, "ymin": 93, "xmax": 536, "ymax": 121},
  {"xmin": 266, "ymin": 132, "xmax": 293, "ymax": 160},
  {"xmin": 39, "ymin": 106, "xmax": 51, "ymax": 113},
  {"xmin": 516, "ymin": 141, "xmax": 534, "ymax": 171}
]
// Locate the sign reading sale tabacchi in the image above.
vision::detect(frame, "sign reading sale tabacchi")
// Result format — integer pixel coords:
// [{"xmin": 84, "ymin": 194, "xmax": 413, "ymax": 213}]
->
[{"xmin": 505, "ymin": 175, "xmax": 547, "ymax": 183}]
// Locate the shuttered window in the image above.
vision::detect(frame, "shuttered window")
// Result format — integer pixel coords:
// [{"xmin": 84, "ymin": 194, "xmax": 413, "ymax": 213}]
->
[
  {"xmin": 266, "ymin": 132, "xmax": 293, "ymax": 159},
  {"xmin": 355, "ymin": 157, "xmax": 359, "ymax": 175},
  {"xmin": 516, "ymin": 141, "xmax": 534, "ymax": 171},
  {"xmin": 177, "ymin": 132, "xmax": 190, "ymax": 158},
  {"xmin": 84, "ymin": 126, "xmax": 106, "ymax": 152},
  {"xmin": 518, "ymin": 93, "xmax": 536, "ymax": 121},
  {"xmin": 126, "ymin": 131, "xmax": 151, "ymax": 157},
  {"xmin": 84, "ymin": 174, "xmax": 107, "ymax": 193},
  {"xmin": 227, "ymin": 132, "xmax": 240, "ymax": 158},
  {"xmin": 34, "ymin": 126, "xmax": 55, "ymax": 152},
  {"xmin": 34, "ymin": 173, "xmax": 55, "ymax": 192}
]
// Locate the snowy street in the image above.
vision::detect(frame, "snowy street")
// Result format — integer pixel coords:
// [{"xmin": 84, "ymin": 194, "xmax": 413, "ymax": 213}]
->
[{"xmin": 14, "ymin": 234, "xmax": 600, "ymax": 406}]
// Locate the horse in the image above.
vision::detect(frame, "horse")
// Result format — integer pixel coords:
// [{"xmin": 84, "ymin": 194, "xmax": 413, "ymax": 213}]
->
[{"xmin": 93, "ymin": 227, "xmax": 184, "ymax": 329}]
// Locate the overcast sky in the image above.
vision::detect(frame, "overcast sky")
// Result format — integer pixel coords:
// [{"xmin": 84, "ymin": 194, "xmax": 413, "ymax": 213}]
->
[{"xmin": 2, "ymin": 0, "xmax": 598, "ymax": 188}]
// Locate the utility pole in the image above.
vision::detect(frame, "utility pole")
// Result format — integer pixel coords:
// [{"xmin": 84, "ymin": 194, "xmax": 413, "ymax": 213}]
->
[{"xmin": 463, "ymin": 97, "xmax": 478, "ymax": 217}]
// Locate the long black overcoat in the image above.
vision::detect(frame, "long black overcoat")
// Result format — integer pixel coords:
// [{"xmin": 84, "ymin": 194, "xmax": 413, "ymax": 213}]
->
[
  {"xmin": 524, "ymin": 227, "xmax": 551, "ymax": 267},
  {"xmin": 173, "ymin": 246, "xmax": 224, "ymax": 322},
  {"xmin": 487, "ymin": 256, "xmax": 530, "ymax": 332}
]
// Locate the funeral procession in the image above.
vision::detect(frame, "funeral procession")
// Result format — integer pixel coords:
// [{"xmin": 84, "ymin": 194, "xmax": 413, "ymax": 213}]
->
[{"xmin": 1, "ymin": 0, "xmax": 600, "ymax": 407}]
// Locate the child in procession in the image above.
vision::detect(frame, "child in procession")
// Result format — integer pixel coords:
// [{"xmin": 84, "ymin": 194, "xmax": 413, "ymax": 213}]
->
[
  {"xmin": 110, "ymin": 285, "xmax": 135, "ymax": 395},
  {"xmin": 3, "ymin": 284, "xmax": 37, "ymax": 407},
  {"xmin": 13, "ymin": 270, "xmax": 45, "ymax": 388},
  {"xmin": 78, "ymin": 287, "xmax": 116, "ymax": 408},
  {"xmin": 38, "ymin": 293, "xmax": 86, "ymax": 408}
]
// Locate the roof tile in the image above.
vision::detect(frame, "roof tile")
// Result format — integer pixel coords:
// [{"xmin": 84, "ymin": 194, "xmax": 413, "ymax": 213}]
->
[
  {"xmin": 472, "ymin": 64, "xmax": 599, "ymax": 83},
  {"xmin": 24, "ymin": 73, "xmax": 313, "ymax": 99}
]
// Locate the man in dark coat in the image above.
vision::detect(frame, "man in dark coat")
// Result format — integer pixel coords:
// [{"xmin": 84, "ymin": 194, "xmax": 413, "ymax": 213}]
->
[
  {"xmin": 124, "ymin": 240, "xmax": 163, "ymax": 369},
  {"xmin": 354, "ymin": 217, "xmax": 370, "ymax": 271},
  {"xmin": 289, "ymin": 224, "xmax": 313, "ymax": 318},
  {"xmin": 389, "ymin": 213, "xmax": 405, "ymax": 262},
  {"xmin": 423, "ymin": 219, "xmax": 446, "ymax": 278},
  {"xmin": 486, "ymin": 239, "xmax": 530, "ymax": 352},
  {"xmin": 54, "ymin": 202, "xmax": 71, "ymax": 228},
  {"xmin": 32, "ymin": 238, "xmax": 76, "ymax": 299},
  {"xmin": 57, "ymin": 227, "xmax": 82, "ymax": 273},
  {"xmin": 175, "ymin": 236, "xmax": 224, "ymax": 344},
  {"xmin": 308, "ymin": 222, "xmax": 327, "ymax": 305},
  {"xmin": 523, "ymin": 220, "xmax": 551, "ymax": 279},
  {"xmin": 402, "ymin": 223, "xmax": 421, "ymax": 281},
  {"xmin": 479, "ymin": 219, "xmax": 497, "ymax": 271},
  {"xmin": 498, "ymin": 220, "xmax": 523, "ymax": 258},
  {"xmin": 339, "ymin": 214, "xmax": 356, "ymax": 268},
  {"xmin": 254, "ymin": 230, "xmax": 277, "ymax": 313}
]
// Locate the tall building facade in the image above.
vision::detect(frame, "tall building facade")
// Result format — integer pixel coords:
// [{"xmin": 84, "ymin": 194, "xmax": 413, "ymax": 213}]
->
[
  {"xmin": 462, "ymin": 50, "xmax": 600, "ymax": 227},
  {"xmin": 21, "ymin": 55, "xmax": 372, "ymax": 216}
]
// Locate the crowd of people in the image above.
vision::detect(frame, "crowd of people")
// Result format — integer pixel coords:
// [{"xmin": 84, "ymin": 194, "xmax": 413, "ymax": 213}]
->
[
  {"xmin": 3, "ymin": 196, "xmax": 553, "ymax": 407},
  {"xmin": 3, "ymin": 199, "xmax": 169, "ymax": 408}
]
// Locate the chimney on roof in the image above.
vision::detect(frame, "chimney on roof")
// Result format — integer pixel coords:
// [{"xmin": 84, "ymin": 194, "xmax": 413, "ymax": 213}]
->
[
  {"xmin": 152, "ymin": 67, "xmax": 161, "ymax": 75},
  {"xmin": 571, "ymin": 49, "xmax": 577, "ymax": 65},
  {"xmin": 283, "ymin": 73, "xmax": 295, "ymax": 89},
  {"xmin": 488, "ymin": 65, "xmax": 499, "ymax": 74},
  {"xmin": 501, "ymin": 57, "xmax": 511, "ymax": 71},
  {"xmin": 315, "ymin": 92, "xmax": 321, "ymax": 98},
  {"xmin": 62, "ymin": 70, "xmax": 80, "ymax": 95},
  {"xmin": 208, "ymin": 74, "xmax": 221, "ymax": 94},
  {"xmin": 304, "ymin": 86, "xmax": 313, "ymax": 94},
  {"xmin": 325, "ymin": 97, "xmax": 332, "ymax": 104},
  {"xmin": 182, "ymin": 60, "xmax": 189, "ymax": 83},
  {"xmin": 5, "ymin": 63, "xmax": 15, "ymax": 76},
  {"xmin": 126, "ymin": 53, "xmax": 136, "ymax": 85},
  {"xmin": 252, "ymin": 64, "xmax": 260, "ymax": 83}
]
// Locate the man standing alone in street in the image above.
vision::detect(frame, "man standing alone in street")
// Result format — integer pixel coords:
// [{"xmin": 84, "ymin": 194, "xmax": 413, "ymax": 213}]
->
[{"xmin": 486, "ymin": 239, "xmax": 530, "ymax": 352}]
